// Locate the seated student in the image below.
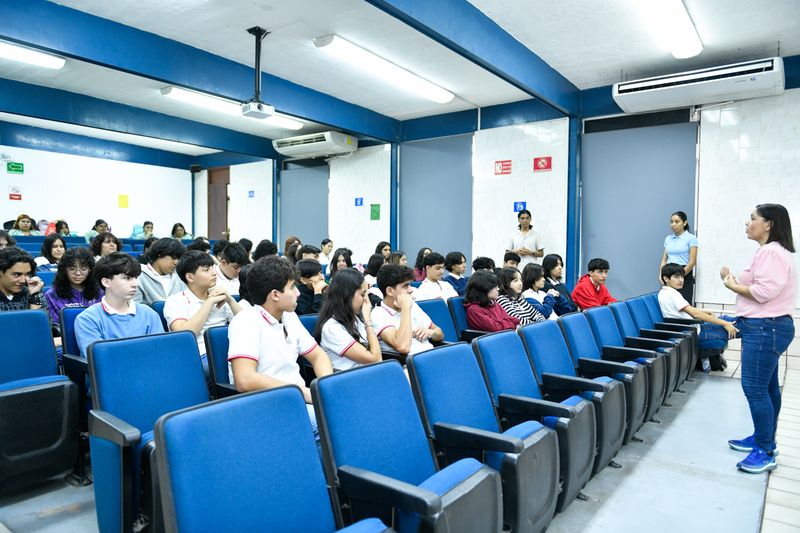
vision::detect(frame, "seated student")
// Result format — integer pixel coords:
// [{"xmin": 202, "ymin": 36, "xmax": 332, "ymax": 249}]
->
[
  {"xmin": 253, "ymin": 239, "xmax": 278, "ymax": 261},
  {"xmin": 285, "ymin": 242, "xmax": 301, "ymax": 265},
  {"xmin": 295, "ymin": 259, "xmax": 327, "ymax": 315},
  {"xmin": 319, "ymin": 238, "xmax": 333, "ymax": 266},
  {"xmin": 0, "ymin": 230, "xmax": 17, "ymax": 250},
  {"xmin": 134, "ymin": 238, "xmax": 187, "ymax": 305},
  {"xmin": 387, "ymin": 250, "xmax": 408, "ymax": 266},
  {"xmin": 0, "ymin": 247, "xmax": 45, "ymax": 312},
  {"xmin": 35, "ymin": 234, "xmax": 67, "ymax": 272},
  {"xmin": 464, "ymin": 270, "xmax": 520, "ymax": 332},
  {"xmin": 442, "ymin": 251, "xmax": 468, "ymax": 296},
  {"xmin": 521, "ymin": 263, "xmax": 562, "ymax": 320},
  {"xmin": 84, "ymin": 219, "xmax": 109, "ymax": 244},
  {"xmin": 471, "ymin": 256, "xmax": 496, "ymax": 272},
  {"xmin": 137, "ymin": 236, "xmax": 158, "ymax": 264},
  {"xmin": 237, "ymin": 238, "xmax": 253, "ymax": 262},
  {"xmin": 502, "ymin": 251, "xmax": 521, "ymax": 270},
  {"xmin": 283, "ymin": 235, "xmax": 301, "ymax": 256},
  {"xmin": 371, "ymin": 264, "xmax": 444, "ymax": 355},
  {"xmin": 659, "ymin": 263, "xmax": 738, "ymax": 372},
  {"xmin": 375, "ymin": 241, "xmax": 392, "ymax": 260},
  {"xmin": 171, "ymin": 222, "xmax": 193, "ymax": 240},
  {"xmin": 74, "ymin": 253, "xmax": 164, "ymax": 358},
  {"xmin": 48, "ymin": 220, "xmax": 75, "ymax": 237},
  {"xmin": 412, "ymin": 247, "xmax": 432, "ymax": 281},
  {"xmin": 227, "ymin": 256, "xmax": 333, "ymax": 433},
  {"xmin": 133, "ymin": 220, "xmax": 155, "ymax": 240},
  {"xmin": 44, "ymin": 248, "xmax": 103, "ymax": 331},
  {"xmin": 164, "ymin": 251, "xmax": 242, "ymax": 378},
  {"xmin": 9, "ymin": 213, "xmax": 42, "ymax": 237},
  {"xmin": 413, "ymin": 252, "xmax": 459, "ymax": 302},
  {"xmin": 298, "ymin": 244, "xmax": 321, "ymax": 261},
  {"xmin": 214, "ymin": 242, "xmax": 248, "ymax": 296},
  {"xmin": 186, "ymin": 237, "xmax": 212, "ymax": 254},
  {"xmin": 363, "ymin": 253, "xmax": 385, "ymax": 288},
  {"xmin": 571, "ymin": 258, "xmax": 617, "ymax": 310},
  {"xmin": 90, "ymin": 232, "xmax": 122, "ymax": 261},
  {"xmin": 542, "ymin": 253, "xmax": 578, "ymax": 314},
  {"xmin": 315, "ymin": 268, "xmax": 382, "ymax": 371},
  {"xmin": 328, "ymin": 247, "xmax": 353, "ymax": 279},
  {"xmin": 496, "ymin": 268, "xmax": 546, "ymax": 325}
]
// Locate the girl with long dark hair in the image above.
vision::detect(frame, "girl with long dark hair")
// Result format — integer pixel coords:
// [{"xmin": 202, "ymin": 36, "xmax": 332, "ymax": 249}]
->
[
  {"xmin": 315, "ymin": 268, "xmax": 381, "ymax": 371},
  {"xmin": 412, "ymin": 247, "xmax": 431, "ymax": 281},
  {"xmin": 541, "ymin": 253, "xmax": 578, "ymax": 314},
  {"xmin": 35, "ymin": 234, "xmax": 67, "ymax": 271},
  {"xmin": 44, "ymin": 247, "xmax": 103, "ymax": 330},
  {"xmin": 496, "ymin": 268, "xmax": 546, "ymax": 325},
  {"xmin": 464, "ymin": 270, "xmax": 519, "ymax": 332}
]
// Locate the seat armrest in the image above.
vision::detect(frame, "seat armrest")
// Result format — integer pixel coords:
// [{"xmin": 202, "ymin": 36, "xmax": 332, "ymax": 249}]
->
[
  {"xmin": 654, "ymin": 322, "xmax": 694, "ymax": 334},
  {"xmin": 602, "ymin": 345, "xmax": 657, "ymax": 359},
  {"xmin": 638, "ymin": 329, "xmax": 682, "ymax": 341},
  {"xmin": 541, "ymin": 372, "xmax": 605, "ymax": 392},
  {"xmin": 381, "ymin": 349, "xmax": 407, "ymax": 365},
  {"xmin": 432, "ymin": 340, "xmax": 455, "ymax": 347},
  {"xmin": 498, "ymin": 394, "xmax": 574, "ymax": 418},
  {"xmin": 578, "ymin": 357, "xmax": 636, "ymax": 375},
  {"xmin": 433, "ymin": 422, "xmax": 523, "ymax": 454},
  {"xmin": 460, "ymin": 329, "xmax": 490, "ymax": 342},
  {"xmin": 625, "ymin": 336, "xmax": 675, "ymax": 349},
  {"xmin": 89, "ymin": 410, "xmax": 140, "ymax": 447},
  {"xmin": 661, "ymin": 317, "xmax": 703, "ymax": 325},
  {"xmin": 338, "ymin": 465, "xmax": 442, "ymax": 516},
  {"xmin": 214, "ymin": 383, "xmax": 239, "ymax": 399},
  {"xmin": 62, "ymin": 353, "xmax": 88, "ymax": 377}
]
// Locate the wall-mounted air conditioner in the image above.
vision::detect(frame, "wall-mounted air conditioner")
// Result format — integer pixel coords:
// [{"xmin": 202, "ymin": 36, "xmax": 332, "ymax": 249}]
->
[
  {"xmin": 272, "ymin": 131, "xmax": 357, "ymax": 158},
  {"xmin": 612, "ymin": 57, "xmax": 785, "ymax": 113}
]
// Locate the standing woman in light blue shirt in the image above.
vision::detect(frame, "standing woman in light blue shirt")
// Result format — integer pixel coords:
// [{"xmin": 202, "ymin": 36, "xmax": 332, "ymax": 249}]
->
[{"xmin": 660, "ymin": 211, "xmax": 699, "ymax": 303}]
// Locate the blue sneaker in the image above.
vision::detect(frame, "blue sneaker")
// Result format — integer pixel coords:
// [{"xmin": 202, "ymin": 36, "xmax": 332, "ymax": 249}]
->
[
  {"xmin": 728, "ymin": 435, "xmax": 779, "ymax": 455},
  {"xmin": 737, "ymin": 447, "xmax": 777, "ymax": 474}
]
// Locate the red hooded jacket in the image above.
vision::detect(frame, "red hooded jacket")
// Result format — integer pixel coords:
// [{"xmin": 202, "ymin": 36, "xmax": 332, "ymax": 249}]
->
[
  {"xmin": 570, "ymin": 274, "xmax": 617, "ymax": 310},
  {"xmin": 465, "ymin": 301, "xmax": 520, "ymax": 332}
]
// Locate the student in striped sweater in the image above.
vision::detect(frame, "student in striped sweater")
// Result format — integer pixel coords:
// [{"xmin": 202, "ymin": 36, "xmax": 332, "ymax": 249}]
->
[{"xmin": 496, "ymin": 268, "xmax": 546, "ymax": 326}]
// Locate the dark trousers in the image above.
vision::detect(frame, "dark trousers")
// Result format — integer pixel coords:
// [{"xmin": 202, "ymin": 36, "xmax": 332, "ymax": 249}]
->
[{"xmin": 678, "ymin": 268, "xmax": 694, "ymax": 304}]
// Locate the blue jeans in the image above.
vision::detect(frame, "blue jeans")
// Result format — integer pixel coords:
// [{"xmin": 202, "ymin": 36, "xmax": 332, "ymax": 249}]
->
[
  {"xmin": 738, "ymin": 316, "xmax": 795, "ymax": 451},
  {"xmin": 698, "ymin": 315, "xmax": 736, "ymax": 350}
]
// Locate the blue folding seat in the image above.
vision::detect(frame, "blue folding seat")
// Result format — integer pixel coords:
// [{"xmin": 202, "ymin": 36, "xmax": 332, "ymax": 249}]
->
[
  {"xmin": 558, "ymin": 313, "xmax": 648, "ymax": 444},
  {"xmin": 0, "ymin": 310, "xmax": 79, "ymax": 493},
  {"xmin": 155, "ymin": 387, "xmax": 392, "ymax": 533},
  {"xmin": 447, "ymin": 296, "xmax": 490, "ymax": 341},
  {"xmin": 584, "ymin": 306, "xmax": 668, "ymax": 422},
  {"xmin": 150, "ymin": 300, "xmax": 169, "ymax": 331},
  {"xmin": 625, "ymin": 298, "xmax": 693, "ymax": 393},
  {"xmin": 416, "ymin": 299, "xmax": 460, "ymax": 343},
  {"xmin": 518, "ymin": 321, "xmax": 626, "ymax": 476},
  {"xmin": 643, "ymin": 292, "xmax": 702, "ymax": 383},
  {"xmin": 60, "ymin": 306, "xmax": 92, "ymax": 485},
  {"xmin": 313, "ymin": 360, "xmax": 503, "ymax": 533},
  {"xmin": 410, "ymin": 281, "xmax": 422, "ymax": 288},
  {"xmin": 473, "ymin": 331, "xmax": 595, "ymax": 512},
  {"xmin": 38, "ymin": 271, "xmax": 56, "ymax": 287},
  {"xmin": 60, "ymin": 306, "xmax": 86, "ymax": 358},
  {"xmin": 88, "ymin": 331, "xmax": 210, "ymax": 533},
  {"xmin": 299, "ymin": 313, "xmax": 318, "ymax": 335},
  {"xmin": 407, "ymin": 343, "xmax": 559, "ymax": 532},
  {"xmin": 203, "ymin": 326, "xmax": 237, "ymax": 398}
]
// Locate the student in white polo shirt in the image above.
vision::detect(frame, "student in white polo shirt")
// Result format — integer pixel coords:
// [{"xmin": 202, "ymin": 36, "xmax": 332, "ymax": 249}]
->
[
  {"xmin": 164, "ymin": 251, "xmax": 242, "ymax": 379},
  {"xmin": 227, "ymin": 256, "xmax": 333, "ymax": 433},
  {"xmin": 371, "ymin": 264, "xmax": 444, "ymax": 355},
  {"xmin": 412, "ymin": 252, "xmax": 459, "ymax": 302},
  {"xmin": 213, "ymin": 242, "xmax": 248, "ymax": 296}
]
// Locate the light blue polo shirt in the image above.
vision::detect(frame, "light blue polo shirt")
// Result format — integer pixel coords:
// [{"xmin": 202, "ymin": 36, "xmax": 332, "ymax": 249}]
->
[{"xmin": 664, "ymin": 232, "xmax": 699, "ymax": 265}]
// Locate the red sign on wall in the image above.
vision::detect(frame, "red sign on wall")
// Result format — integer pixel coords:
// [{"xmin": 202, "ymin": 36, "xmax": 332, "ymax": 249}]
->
[
  {"xmin": 533, "ymin": 156, "xmax": 552, "ymax": 172},
  {"xmin": 494, "ymin": 160, "xmax": 512, "ymax": 175},
  {"xmin": 9, "ymin": 194, "xmax": 21, "ymax": 200}
]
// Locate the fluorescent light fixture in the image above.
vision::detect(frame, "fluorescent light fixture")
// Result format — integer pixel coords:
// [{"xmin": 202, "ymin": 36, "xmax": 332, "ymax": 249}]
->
[
  {"xmin": 0, "ymin": 41, "xmax": 65, "ymax": 69},
  {"xmin": 637, "ymin": 0, "xmax": 703, "ymax": 59},
  {"xmin": 313, "ymin": 34, "xmax": 454, "ymax": 104},
  {"xmin": 160, "ymin": 86, "xmax": 304, "ymax": 130}
]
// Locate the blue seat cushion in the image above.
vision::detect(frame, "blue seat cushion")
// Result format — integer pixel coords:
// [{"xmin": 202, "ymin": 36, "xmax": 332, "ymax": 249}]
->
[
  {"xmin": 581, "ymin": 376, "xmax": 614, "ymax": 402},
  {"xmin": 486, "ymin": 420, "xmax": 544, "ymax": 471},
  {"xmin": 0, "ymin": 374, "xmax": 68, "ymax": 393},
  {"xmin": 543, "ymin": 395, "xmax": 583, "ymax": 430},
  {"xmin": 339, "ymin": 517, "xmax": 391, "ymax": 532}
]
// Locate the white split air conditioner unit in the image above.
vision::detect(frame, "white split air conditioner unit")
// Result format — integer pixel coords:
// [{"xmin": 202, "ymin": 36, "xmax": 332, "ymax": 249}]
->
[
  {"xmin": 612, "ymin": 57, "xmax": 785, "ymax": 114},
  {"xmin": 272, "ymin": 131, "xmax": 357, "ymax": 158}
]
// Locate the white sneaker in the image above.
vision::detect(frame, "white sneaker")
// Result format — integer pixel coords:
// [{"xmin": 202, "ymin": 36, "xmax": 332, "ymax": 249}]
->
[{"xmin": 702, "ymin": 357, "xmax": 711, "ymax": 373}]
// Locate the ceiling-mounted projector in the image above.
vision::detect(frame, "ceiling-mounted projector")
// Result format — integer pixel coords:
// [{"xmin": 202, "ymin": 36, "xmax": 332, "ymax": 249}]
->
[{"xmin": 241, "ymin": 101, "xmax": 275, "ymax": 119}]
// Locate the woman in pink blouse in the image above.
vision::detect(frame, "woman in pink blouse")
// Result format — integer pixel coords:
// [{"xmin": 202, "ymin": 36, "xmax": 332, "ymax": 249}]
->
[{"xmin": 721, "ymin": 204, "xmax": 796, "ymax": 474}]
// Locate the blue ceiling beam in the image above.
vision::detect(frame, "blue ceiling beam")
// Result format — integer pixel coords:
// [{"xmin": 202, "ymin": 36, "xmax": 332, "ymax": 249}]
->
[
  {"xmin": 0, "ymin": 78, "xmax": 278, "ymax": 158},
  {"xmin": 0, "ymin": 0, "xmax": 400, "ymax": 143},
  {"xmin": 0, "ymin": 121, "xmax": 194, "ymax": 169},
  {"xmin": 364, "ymin": 0, "xmax": 579, "ymax": 116}
]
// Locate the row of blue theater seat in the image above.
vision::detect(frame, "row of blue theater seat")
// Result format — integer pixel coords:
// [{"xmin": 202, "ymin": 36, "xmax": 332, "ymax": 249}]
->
[{"xmin": 0, "ymin": 290, "xmax": 701, "ymax": 532}]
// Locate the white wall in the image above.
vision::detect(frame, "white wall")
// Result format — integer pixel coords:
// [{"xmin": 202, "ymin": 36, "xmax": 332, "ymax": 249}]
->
[
  {"xmin": 228, "ymin": 160, "xmax": 273, "ymax": 243},
  {"xmin": 327, "ymin": 145, "xmax": 391, "ymax": 263},
  {"xmin": 192, "ymin": 169, "xmax": 208, "ymax": 238},
  {"xmin": 695, "ymin": 88, "xmax": 800, "ymax": 308},
  {"xmin": 0, "ymin": 144, "xmax": 191, "ymax": 238},
  {"xmin": 472, "ymin": 118, "xmax": 570, "ymax": 267}
]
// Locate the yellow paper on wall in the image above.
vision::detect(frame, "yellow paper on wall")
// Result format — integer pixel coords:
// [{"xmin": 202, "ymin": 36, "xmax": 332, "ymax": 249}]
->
[{"xmin": 118, "ymin": 194, "xmax": 129, "ymax": 208}]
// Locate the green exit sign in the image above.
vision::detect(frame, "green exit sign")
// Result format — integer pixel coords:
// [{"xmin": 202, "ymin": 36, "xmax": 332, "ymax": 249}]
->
[{"xmin": 6, "ymin": 162, "xmax": 24, "ymax": 174}]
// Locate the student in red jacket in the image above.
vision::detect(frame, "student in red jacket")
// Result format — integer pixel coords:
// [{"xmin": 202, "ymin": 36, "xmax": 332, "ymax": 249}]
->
[
  {"xmin": 571, "ymin": 258, "xmax": 618, "ymax": 310},
  {"xmin": 464, "ymin": 270, "xmax": 520, "ymax": 332}
]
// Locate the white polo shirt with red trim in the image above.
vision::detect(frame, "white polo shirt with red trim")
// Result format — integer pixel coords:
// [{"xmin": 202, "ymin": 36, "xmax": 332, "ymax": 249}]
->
[
  {"xmin": 226, "ymin": 305, "xmax": 317, "ymax": 386},
  {"xmin": 371, "ymin": 301, "xmax": 435, "ymax": 355},
  {"xmin": 163, "ymin": 289, "xmax": 234, "ymax": 356},
  {"xmin": 320, "ymin": 317, "xmax": 368, "ymax": 371}
]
